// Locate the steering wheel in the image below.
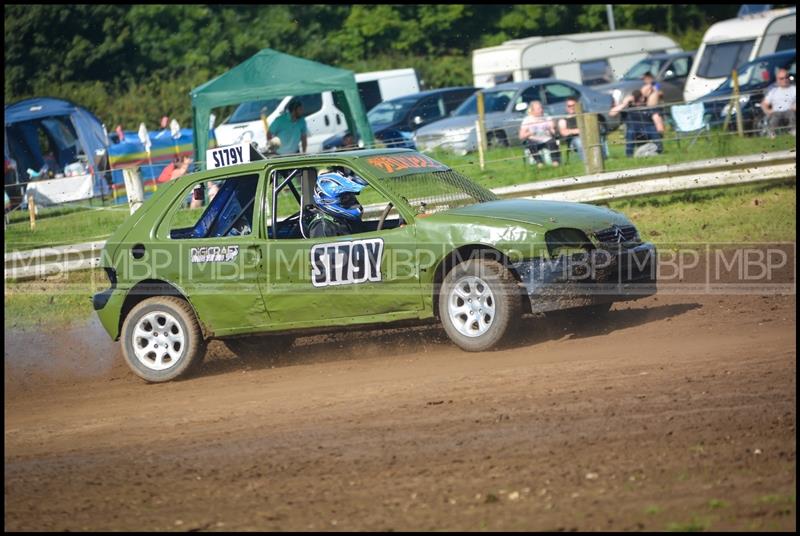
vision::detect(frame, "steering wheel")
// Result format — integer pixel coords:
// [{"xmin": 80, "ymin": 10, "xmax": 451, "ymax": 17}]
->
[{"xmin": 377, "ymin": 202, "xmax": 405, "ymax": 231}]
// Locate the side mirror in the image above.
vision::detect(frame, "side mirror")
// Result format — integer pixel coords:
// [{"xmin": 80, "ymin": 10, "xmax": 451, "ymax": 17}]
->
[
  {"xmin": 664, "ymin": 69, "xmax": 675, "ymax": 80},
  {"xmin": 515, "ymin": 102, "xmax": 528, "ymax": 112},
  {"xmin": 413, "ymin": 115, "xmax": 423, "ymax": 125}
]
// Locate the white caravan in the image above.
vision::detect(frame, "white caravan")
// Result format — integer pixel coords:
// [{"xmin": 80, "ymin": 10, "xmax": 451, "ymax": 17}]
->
[
  {"xmin": 213, "ymin": 69, "xmax": 420, "ymax": 154},
  {"xmin": 683, "ymin": 7, "xmax": 796, "ymax": 102},
  {"xmin": 472, "ymin": 30, "xmax": 681, "ymax": 89}
]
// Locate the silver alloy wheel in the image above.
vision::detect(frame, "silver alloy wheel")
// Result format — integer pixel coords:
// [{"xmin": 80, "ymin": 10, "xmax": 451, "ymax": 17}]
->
[
  {"xmin": 448, "ymin": 275, "xmax": 496, "ymax": 337},
  {"xmin": 132, "ymin": 310, "xmax": 185, "ymax": 371}
]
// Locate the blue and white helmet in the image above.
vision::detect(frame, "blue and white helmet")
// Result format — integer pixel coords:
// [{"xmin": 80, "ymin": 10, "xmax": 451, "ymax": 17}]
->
[{"xmin": 313, "ymin": 171, "xmax": 367, "ymax": 220}]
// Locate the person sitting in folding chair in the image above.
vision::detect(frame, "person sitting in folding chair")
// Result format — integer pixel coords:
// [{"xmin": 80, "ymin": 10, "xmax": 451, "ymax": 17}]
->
[{"xmin": 519, "ymin": 100, "xmax": 560, "ymax": 168}]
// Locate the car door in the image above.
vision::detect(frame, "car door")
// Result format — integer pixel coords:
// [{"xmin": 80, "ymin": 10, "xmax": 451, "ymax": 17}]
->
[
  {"xmin": 504, "ymin": 85, "xmax": 543, "ymax": 140},
  {"xmin": 154, "ymin": 171, "xmax": 271, "ymax": 336},
  {"xmin": 300, "ymin": 93, "xmax": 346, "ymax": 153},
  {"xmin": 659, "ymin": 57, "xmax": 692, "ymax": 103},
  {"xmin": 541, "ymin": 82, "xmax": 582, "ymax": 116},
  {"xmin": 408, "ymin": 96, "xmax": 446, "ymax": 130},
  {"xmin": 261, "ymin": 163, "xmax": 423, "ymax": 328}
]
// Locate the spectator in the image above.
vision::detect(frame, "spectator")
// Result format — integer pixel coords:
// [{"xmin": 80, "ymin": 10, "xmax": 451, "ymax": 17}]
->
[
  {"xmin": 557, "ymin": 98, "xmax": 583, "ymax": 160},
  {"xmin": 641, "ymin": 71, "xmax": 662, "ymax": 106},
  {"xmin": 610, "ymin": 89, "xmax": 665, "ymax": 157},
  {"xmin": 338, "ymin": 131, "xmax": 358, "ymax": 151},
  {"xmin": 761, "ymin": 68, "xmax": 796, "ymax": 138},
  {"xmin": 267, "ymin": 99, "xmax": 308, "ymax": 155},
  {"xmin": 518, "ymin": 100, "xmax": 559, "ymax": 168},
  {"xmin": 170, "ymin": 155, "xmax": 193, "ymax": 181},
  {"xmin": 557, "ymin": 98, "xmax": 610, "ymax": 162}
]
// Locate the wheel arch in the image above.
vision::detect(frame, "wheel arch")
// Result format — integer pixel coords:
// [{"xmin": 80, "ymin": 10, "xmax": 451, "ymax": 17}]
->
[
  {"xmin": 118, "ymin": 279, "xmax": 207, "ymax": 339},
  {"xmin": 432, "ymin": 244, "xmax": 524, "ymax": 318}
]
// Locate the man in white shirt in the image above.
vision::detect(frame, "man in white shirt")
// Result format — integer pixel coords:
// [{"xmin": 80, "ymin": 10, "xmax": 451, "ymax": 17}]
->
[{"xmin": 761, "ymin": 68, "xmax": 796, "ymax": 138}]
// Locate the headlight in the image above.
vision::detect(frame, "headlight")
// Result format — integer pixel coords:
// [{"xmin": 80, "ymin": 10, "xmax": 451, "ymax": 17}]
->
[{"xmin": 612, "ymin": 89, "xmax": 623, "ymax": 105}]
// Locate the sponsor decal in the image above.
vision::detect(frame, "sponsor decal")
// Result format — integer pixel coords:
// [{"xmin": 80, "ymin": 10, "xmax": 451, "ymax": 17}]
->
[
  {"xmin": 190, "ymin": 245, "xmax": 240, "ymax": 263},
  {"xmin": 366, "ymin": 154, "xmax": 447, "ymax": 174},
  {"xmin": 206, "ymin": 143, "xmax": 251, "ymax": 170},
  {"xmin": 310, "ymin": 238, "xmax": 384, "ymax": 288}
]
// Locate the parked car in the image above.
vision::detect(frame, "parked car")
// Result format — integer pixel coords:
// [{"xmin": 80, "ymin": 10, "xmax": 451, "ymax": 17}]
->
[
  {"xmin": 594, "ymin": 51, "xmax": 695, "ymax": 105},
  {"xmin": 683, "ymin": 7, "xmax": 796, "ymax": 102},
  {"xmin": 322, "ymin": 86, "xmax": 478, "ymax": 151},
  {"xmin": 696, "ymin": 48, "xmax": 796, "ymax": 133},
  {"xmin": 93, "ymin": 148, "xmax": 656, "ymax": 382},
  {"xmin": 414, "ymin": 79, "xmax": 616, "ymax": 155}
]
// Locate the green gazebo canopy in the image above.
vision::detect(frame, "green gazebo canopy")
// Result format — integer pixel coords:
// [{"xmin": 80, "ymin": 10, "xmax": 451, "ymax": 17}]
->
[{"xmin": 191, "ymin": 48, "xmax": 374, "ymax": 168}]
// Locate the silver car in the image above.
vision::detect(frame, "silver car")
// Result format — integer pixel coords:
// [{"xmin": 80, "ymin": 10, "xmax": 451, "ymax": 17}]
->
[
  {"xmin": 414, "ymin": 78, "xmax": 617, "ymax": 155},
  {"xmin": 594, "ymin": 51, "xmax": 695, "ymax": 106}
]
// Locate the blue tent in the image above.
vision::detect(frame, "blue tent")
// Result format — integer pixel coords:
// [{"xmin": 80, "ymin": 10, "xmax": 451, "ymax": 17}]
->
[{"xmin": 4, "ymin": 97, "xmax": 111, "ymax": 200}]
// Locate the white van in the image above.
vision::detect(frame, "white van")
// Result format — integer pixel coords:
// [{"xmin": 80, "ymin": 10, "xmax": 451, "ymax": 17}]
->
[
  {"xmin": 472, "ymin": 30, "xmax": 681, "ymax": 89},
  {"xmin": 355, "ymin": 68, "xmax": 420, "ymax": 112},
  {"xmin": 683, "ymin": 7, "xmax": 796, "ymax": 102},
  {"xmin": 213, "ymin": 69, "xmax": 420, "ymax": 154},
  {"xmin": 213, "ymin": 92, "xmax": 348, "ymax": 155}
]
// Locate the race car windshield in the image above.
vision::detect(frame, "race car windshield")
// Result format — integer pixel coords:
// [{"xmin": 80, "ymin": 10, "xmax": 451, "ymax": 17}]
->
[{"xmin": 380, "ymin": 169, "xmax": 499, "ymax": 215}]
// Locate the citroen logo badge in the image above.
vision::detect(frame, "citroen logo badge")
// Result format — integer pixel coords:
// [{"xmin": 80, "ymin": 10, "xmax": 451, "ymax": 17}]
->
[{"xmin": 612, "ymin": 225, "xmax": 625, "ymax": 243}]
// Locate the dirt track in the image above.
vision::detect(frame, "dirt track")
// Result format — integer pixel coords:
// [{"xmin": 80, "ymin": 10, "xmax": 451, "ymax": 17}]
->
[{"xmin": 4, "ymin": 289, "xmax": 797, "ymax": 531}]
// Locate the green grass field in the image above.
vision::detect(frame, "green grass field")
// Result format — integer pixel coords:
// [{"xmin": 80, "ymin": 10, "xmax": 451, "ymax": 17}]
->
[
  {"xmin": 4, "ymin": 181, "xmax": 795, "ymax": 329},
  {"xmin": 4, "ymin": 133, "xmax": 795, "ymax": 251}
]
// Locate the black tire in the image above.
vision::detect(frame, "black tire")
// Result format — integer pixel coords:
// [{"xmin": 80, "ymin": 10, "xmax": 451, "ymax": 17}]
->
[
  {"xmin": 121, "ymin": 296, "xmax": 206, "ymax": 383},
  {"xmin": 487, "ymin": 130, "xmax": 509, "ymax": 148},
  {"xmin": 438, "ymin": 258, "xmax": 522, "ymax": 352},
  {"xmin": 224, "ymin": 335, "xmax": 295, "ymax": 359}
]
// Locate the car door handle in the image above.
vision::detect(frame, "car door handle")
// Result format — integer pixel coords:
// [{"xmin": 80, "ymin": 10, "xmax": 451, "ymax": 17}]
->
[{"xmin": 324, "ymin": 115, "xmax": 330, "ymax": 126}]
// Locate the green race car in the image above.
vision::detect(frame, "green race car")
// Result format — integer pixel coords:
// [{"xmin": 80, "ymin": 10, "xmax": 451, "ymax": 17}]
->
[{"xmin": 94, "ymin": 148, "xmax": 656, "ymax": 382}]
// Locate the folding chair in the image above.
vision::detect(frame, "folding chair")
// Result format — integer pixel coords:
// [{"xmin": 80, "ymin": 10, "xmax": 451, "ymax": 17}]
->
[{"xmin": 669, "ymin": 102, "xmax": 710, "ymax": 149}]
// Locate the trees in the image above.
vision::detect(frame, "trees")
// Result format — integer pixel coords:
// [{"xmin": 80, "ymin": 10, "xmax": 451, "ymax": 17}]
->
[{"xmin": 4, "ymin": 4, "xmax": 745, "ymax": 128}]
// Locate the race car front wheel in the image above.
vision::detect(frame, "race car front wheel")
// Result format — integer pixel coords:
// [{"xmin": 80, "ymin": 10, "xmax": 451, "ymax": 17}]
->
[
  {"xmin": 439, "ymin": 259, "xmax": 521, "ymax": 352},
  {"xmin": 121, "ymin": 296, "xmax": 206, "ymax": 383}
]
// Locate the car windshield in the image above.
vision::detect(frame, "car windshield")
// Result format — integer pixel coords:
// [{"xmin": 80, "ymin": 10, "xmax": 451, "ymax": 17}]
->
[
  {"xmin": 622, "ymin": 58, "xmax": 664, "ymax": 80},
  {"xmin": 367, "ymin": 98, "xmax": 418, "ymax": 125},
  {"xmin": 714, "ymin": 56, "xmax": 794, "ymax": 91},
  {"xmin": 453, "ymin": 89, "xmax": 517, "ymax": 116},
  {"xmin": 228, "ymin": 99, "xmax": 285, "ymax": 123}
]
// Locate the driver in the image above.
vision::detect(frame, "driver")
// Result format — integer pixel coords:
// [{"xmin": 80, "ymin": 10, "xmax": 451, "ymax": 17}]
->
[{"xmin": 308, "ymin": 171, "xmax": 367, "ymax": 238}]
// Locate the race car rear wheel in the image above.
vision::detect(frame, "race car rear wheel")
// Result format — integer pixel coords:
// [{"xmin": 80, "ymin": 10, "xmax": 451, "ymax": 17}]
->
[
  {"xmin": 223, "ymin": 335, "xmax": 295, "ymax": 359},
  {"xmin": 121, "ymin": 296, "xmax": 206, "ymax": 383},
  {"xmin": 439, "ymin": 259, "xmax": 521, "ymax": 352}
]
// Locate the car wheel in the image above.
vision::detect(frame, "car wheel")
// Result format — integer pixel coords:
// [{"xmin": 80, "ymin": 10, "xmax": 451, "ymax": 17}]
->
[
  {"xmin": 487, "ymin": 130, "xmax": 509, "ymax": 148},
  {"xmin": 121, "ymin": 296, "xmax": 206, "ymax": 383},
  {"xmin": 439, "ymin": 259, "xmax": 522, "ymax": 352},
  {"xmin": 223, "ymin": 335, "xmax": 295, "ymax": 359}
]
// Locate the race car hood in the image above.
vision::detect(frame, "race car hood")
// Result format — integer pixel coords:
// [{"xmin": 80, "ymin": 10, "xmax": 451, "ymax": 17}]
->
[{"xmin": 439, "ymin": 199, "xmax": 631, "ymax": 233}]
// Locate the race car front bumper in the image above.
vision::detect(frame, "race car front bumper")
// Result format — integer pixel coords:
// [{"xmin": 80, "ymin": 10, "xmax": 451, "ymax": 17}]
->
[{"xmin": 512, "ymin": 242, "xmax": 657, "ymax": 313}]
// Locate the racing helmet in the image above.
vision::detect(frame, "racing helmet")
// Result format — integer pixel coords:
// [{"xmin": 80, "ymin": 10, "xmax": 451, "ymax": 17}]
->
[{"xmin": 313, "ymin": 171, "xmax": 367, "ymax": 220}]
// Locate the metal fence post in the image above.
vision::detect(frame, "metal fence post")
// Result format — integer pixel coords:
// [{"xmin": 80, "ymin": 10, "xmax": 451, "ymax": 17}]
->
[{"xmin": 732, "ymin": 70, "xmax": 744, "ymax": 137}]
